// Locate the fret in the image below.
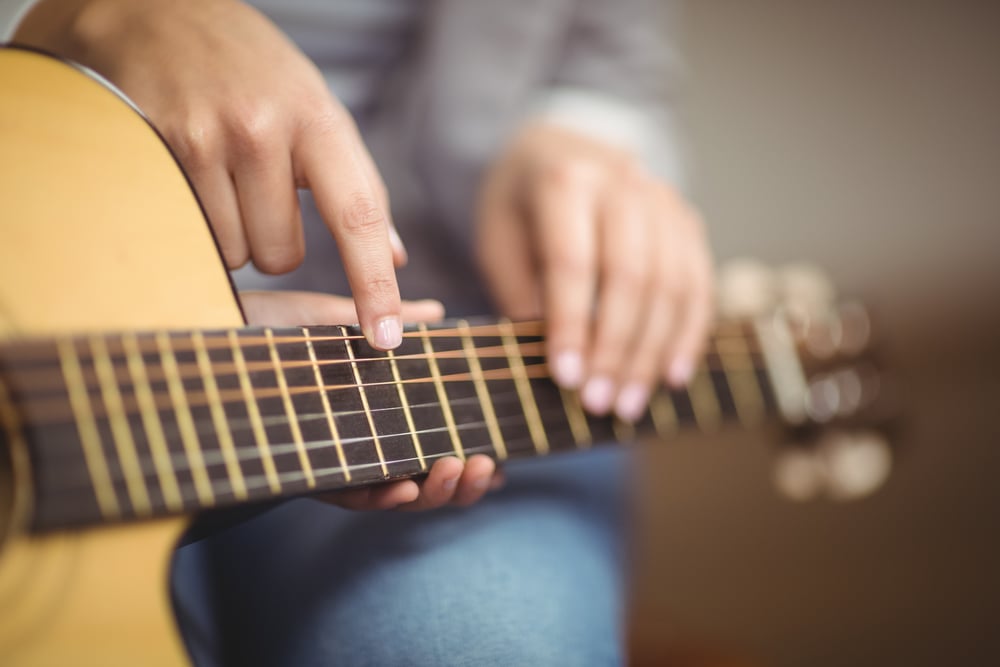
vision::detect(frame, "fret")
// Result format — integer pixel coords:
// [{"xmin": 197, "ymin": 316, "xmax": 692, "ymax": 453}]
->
[
  {"xmin": 499, "ymin": 319, "xmax": 549, "ymax": 455},
  {"xmin": 389, "ymin": 329, "xmax": 459, "ymax": 466},
  {"xmin": 156, "ymin": 333, "xmax": 214, "ymax": 507},
  {"xmin": 458, "ymin": 320, "xmax": 507, "ymax": 460},
  {"xmin": 650, "ymin": 389, "xmax": 678, "ymax": 438},
  {"xmin": 303, "ymin": 328, "xmax": 352, "ymax": 482},
  {"xmin": 754, "ymin": 314, "xmax": 808, "ymax": 424},
  {"xmin": 612, "ymin": 416, "xmax": 636, "ymax": 443},
  {"xmin": 192, "ymin": 331, "xmax": 248, "ymax": 499},
  {"xmin": 418, "ymin": 322, "xmax": 464, "ymax": 461},
  {"xmin": 56, "ymin": 338, "xmax": 120, "ymax": 519},
  {"xmin": 339, "ymin": 326, "xmax": 390, "ymax": 478},
  {"xmin": 458, "ymin": 331, "xmax": 530, "ymax": 456},
  {"xmin": 265, "ymin": 329, "xmax": 316, "ymax": 488},
  {"xmin": 669, "ymin": 383, "xmax": 697, "ymax": 427},
  {"xmin": 688, "ymin": 364, "xmax": 722, "ymax": 432},
  {"xmin": 90, "ymin": 335, "xmax": 152, "ymax": 516},
  {"xmin": 708, "ymin": 366, "xmax": 739, "ymax": 422},
  {"xmin": 426, "ymin": 325, "xmax": 496, "ymax": 460},
  {"xmin": 386, "ymin": 348, "xmax": 426, "ymax": 471},
  {"xmin": 8, "ymin": 345, "xmax": 114, "ymax": 529},
  {"xmin": 340, "ymin": 332, "xmax": 426, "ymax": 478},
  {"xmin": 122, "ymin": 332, "xmax": 182, "ymax": 511},
  {"xmin": 302, "ymin": 329, "xmax": 383, "ymax": 484},
  {"xmin": 159, "ymin": 338, "xmax": 234, "ymax": 503},
  {"xmin": 228, "ymin": 330, "xmax": 281, "ymax": 495},
  {"xmin": 716, "ymin": 333, "xmax": 766, "ymax": 427},
  {"xmin": 524, "ymin": 344, "xmax": 579, "ymax": 453},
  {"xmin": 558, "ymin": 387, "xmax": 592, "ymax": 448}
]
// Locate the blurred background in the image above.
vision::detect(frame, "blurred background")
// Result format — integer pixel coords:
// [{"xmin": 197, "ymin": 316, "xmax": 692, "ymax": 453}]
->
[{"xmin": 629, "ymin": 1, "xmax": 999, "ymax": 665}]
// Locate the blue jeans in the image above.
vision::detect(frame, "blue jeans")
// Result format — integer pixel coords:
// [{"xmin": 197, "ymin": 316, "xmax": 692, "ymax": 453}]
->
[{"xmin": 173, "ymin": 447, "xmax": 630, "ymax": 666}]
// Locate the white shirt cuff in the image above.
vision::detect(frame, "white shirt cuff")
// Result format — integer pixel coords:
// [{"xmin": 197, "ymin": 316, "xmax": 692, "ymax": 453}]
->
[
  {"xmin": 526, "ymin": 86, "xmax": 686, "ymax": 188},
  {"xmin": 1, "ymin": 0, "xmax": 38, "ymax": 40}
]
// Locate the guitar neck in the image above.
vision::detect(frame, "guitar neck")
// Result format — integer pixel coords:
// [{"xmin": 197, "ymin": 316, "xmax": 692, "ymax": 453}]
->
[{"xmin": 0, "ymin": 318, "xmax": 782, "ymax": 532}]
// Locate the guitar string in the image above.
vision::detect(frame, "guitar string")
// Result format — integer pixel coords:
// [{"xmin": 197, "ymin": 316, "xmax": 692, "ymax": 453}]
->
[
  {"xmin": 3, "ymin": 332, "xmax": 765, "ymax": 393},
  {"xmin": 16, "ymin": 338, "xmax": 753, "ymax": 507},
  {"xmin": 9, "ymin": 325, "xmax": 766, "ymax": 517},
  {"xmin": 1, "ymin": 321, "xmax": 552, "ymax": 362},
  {"xmin": 1, "ymin": 318, "xmax": 759, "ymax": 361},
  {"xmin": 41, "ymin": 386, "xmax": 594, "ymax": 502},
  {"xmin": 1, "ymin": 359, "xmax": 756, "ymax": 431},
  {"xmin": 46, "ymin": 373, "xmax": 720, "ymax": 503},
  {"xmin": 9, "ymin": 342, "xmax": 757, "ymax": 422},
  {"xmin": 48, "ymin": 400, "xmax": 563, "ymax": 495},
  {"xmin": 47, "ymin": 373, "xmax": 631, "ymax": 470},
  {"xmin": 46, "ymin": 433, "xmax": 569, "ymax": 512},
  {"xmin": 33, "ymin": 361, "xmax": 747, "ymax": 512},
  {"xmin": 11, "ymin": 342, "xmax": 554, "ymax": 390},
  {"xmin": 18, "ymin": 357, "xmax": 544, "ymax": 421},
  {"xmin": 54, "ymin": 419, "xmax": 594, "ymax": 510}
]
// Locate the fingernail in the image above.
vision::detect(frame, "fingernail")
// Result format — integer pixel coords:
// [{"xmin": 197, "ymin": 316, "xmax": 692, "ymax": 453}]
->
[
  {"xmin": 473, "ymin": 476, "xmax": 490, "ymax": 492},
  {"xmin": 615, "ymin": 383, "xmax": 649, "ymax": 423},
  {"xmin": 581, "ymin": 376, "xmax": 615, "ymax": 415},
  {"xmin": 552, "ymin": 351, "xmax": 584, "ymax": 388},
  {"xmin": 668, "ymin": 357, "xmax": 694, "ymax": 387},
  {"xmin": 443, "ymin": 475, "xmax": 459, "ymax": 492},
  {"xmin": 373, "ymin": 316, "xmax": 402, "ymax": 350}
]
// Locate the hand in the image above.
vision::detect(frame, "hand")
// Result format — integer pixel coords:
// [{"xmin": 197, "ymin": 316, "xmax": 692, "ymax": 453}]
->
[
  {"xmin": 476, "ymin": 123, "xmax": 714, "ymax": 422},
  {"xmin": 15, "ymin": 0, "xmax": 406, "ymax": 350},
  {"xmin": 240, "ymin": 290, "xmax": 503, "ymax": 511}
]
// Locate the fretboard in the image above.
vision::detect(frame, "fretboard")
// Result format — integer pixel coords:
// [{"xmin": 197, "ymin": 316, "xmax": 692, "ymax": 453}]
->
[{"xmin": 0, "ymin": 318, "xmax": 778, "ymax": 532}]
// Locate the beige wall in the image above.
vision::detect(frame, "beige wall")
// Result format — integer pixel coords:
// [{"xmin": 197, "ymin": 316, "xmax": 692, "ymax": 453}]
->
[
  {"xmin": 631, "ymin": 2, "xmax": 1000, "ymax": 665},
  {"xmin": 687, "ymin": 1, "xmax": 998, "ymax": 303}
]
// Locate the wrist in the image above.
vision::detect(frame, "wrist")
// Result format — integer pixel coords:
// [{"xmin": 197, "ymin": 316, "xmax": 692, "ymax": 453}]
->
[
  {"xmin": 13, "ymin": 0, "xmax": 205, "ymax": 63},
  {"xmin": 522, "ymin": 86, "xmax": 686, "ymax": 189},
  {"xmin": 12, "ymin": 0, "xmax": 90, "ymax": 52}
]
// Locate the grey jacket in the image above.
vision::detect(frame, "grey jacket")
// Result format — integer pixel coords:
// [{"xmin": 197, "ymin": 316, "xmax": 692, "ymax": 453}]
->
[{"xmin": 242, "ymin": 0, "xmax": 685, "ymax": 313}]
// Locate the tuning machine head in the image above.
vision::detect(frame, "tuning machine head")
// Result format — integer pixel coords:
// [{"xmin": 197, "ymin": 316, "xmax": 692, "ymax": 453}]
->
[
  {"xmin": 716, "ymin": 258, "xmax": 896, "ymax": 502},
  {"xmin": 772, "ymin": 429, "xmax": 894, "ymax": 502}
]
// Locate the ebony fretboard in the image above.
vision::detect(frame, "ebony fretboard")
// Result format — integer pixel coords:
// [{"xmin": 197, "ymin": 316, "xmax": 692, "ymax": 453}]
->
[{"xmin": 0, "ymin": 319, "xmax": 776, "ymax": 532}]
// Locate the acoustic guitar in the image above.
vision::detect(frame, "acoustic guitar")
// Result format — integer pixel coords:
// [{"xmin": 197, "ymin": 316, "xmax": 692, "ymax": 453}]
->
[{"xmin": 0, "ymin": 46, "xmax": 878, "ymax": 665}]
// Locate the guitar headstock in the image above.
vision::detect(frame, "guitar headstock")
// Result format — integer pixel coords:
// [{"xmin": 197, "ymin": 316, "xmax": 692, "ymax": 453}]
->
[{"xmin": 718, "ymin": 259, "xmax": 893, "ymax": 501}]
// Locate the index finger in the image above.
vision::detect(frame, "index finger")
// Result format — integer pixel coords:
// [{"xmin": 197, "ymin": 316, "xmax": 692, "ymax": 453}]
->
[{"xmin": 295, "ymin": 115, "xmax": 402, "ymax": 350}]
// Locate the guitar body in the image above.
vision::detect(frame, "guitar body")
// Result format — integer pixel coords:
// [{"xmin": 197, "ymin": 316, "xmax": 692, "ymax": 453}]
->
[
  {"xmin": 0, "ymin": 47, "xmax": 242, "ymax": 665},
  {"xmin": 0, "ymin": 522, "xmax": 189, "ymax": 666}
]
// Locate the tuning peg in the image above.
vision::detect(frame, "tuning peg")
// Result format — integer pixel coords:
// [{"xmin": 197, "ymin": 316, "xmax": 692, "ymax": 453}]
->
[
  {"xmin": 772, "ymin": 446, "xmax": 826, "ymax": 502},
  {"xmin": 772, "ymin": 429, "xmax": 893, "ymax": 503},
  {"xmin": 804, "ymin": 364, "xmax": 879, "ymax": 422},
  {"xmin": 821, "ymin": 430, "xmax": 893, "ymax": 501},
  {"xmin": 716, "ymin": 258, "xmax": 780, "ymax": 318},
  {"xmin": 834, "ymin": 301, "xmax": 872, "ymax": 356},
  {"xmin": 777, "ymin": 262, "xmax": 837, "ymax": 319}
]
